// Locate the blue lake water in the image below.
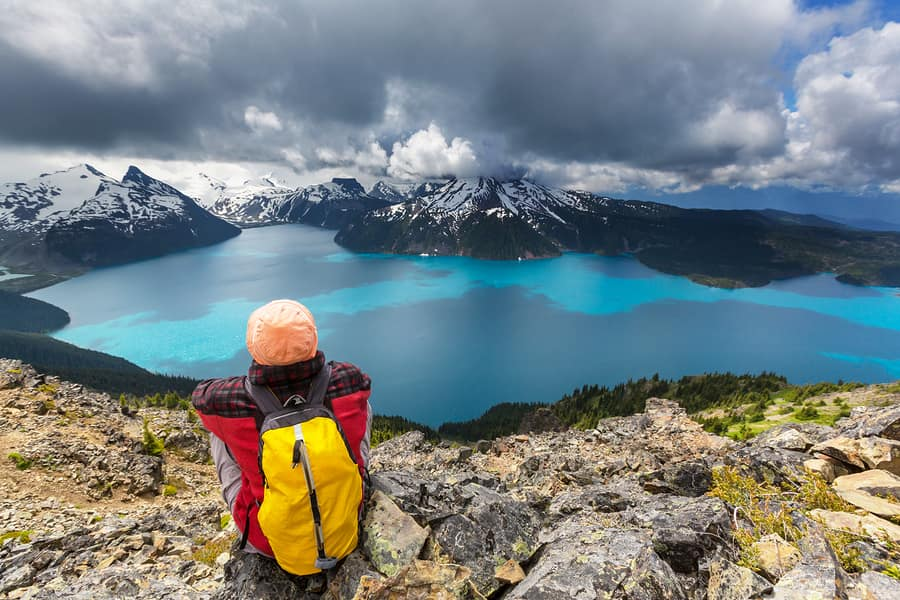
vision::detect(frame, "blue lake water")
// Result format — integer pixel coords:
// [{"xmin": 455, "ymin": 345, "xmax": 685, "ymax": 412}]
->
[{"xmin": 28, "ymin": 224, "xmax": 900, "ymax": 426}]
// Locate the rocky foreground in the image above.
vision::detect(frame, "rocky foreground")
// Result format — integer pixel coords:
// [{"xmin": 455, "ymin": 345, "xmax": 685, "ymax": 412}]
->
[{"xmin": 1, "ymin": 360, "xmax": 900, "ymax": 599}]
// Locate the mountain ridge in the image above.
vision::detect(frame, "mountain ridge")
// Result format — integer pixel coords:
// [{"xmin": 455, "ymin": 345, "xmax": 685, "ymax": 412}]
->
[
  {"xmin": 0, "ymin": 165, "xmax": 240, "ymax": 290},
  {"xmin": 3, "ymin": 165, "xmax": 900, "ymax": 292},
  {"xmin": 198, "ymin": 176, "xmax": 391, "ymax": 229},
  {"xmin": 336, "ymin": 176, "xmax": 900, "ymax": 288}
]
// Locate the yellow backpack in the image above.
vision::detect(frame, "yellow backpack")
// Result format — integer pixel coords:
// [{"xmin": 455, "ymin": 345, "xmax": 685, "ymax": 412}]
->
[{"xmin": 245, "ymin": 365, "xmax": 363, "ymax": 575}]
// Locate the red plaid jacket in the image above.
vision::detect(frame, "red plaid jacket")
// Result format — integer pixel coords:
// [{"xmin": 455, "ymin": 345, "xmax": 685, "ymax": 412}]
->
[{"xmin": 191, "ymin": 351, "xmax": 372, "ymax": 556}]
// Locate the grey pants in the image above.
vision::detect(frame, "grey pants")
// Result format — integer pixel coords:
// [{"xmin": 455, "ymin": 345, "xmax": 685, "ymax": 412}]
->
[{"xmin": 209, "ymin": 432, "xmax": 267, "ymax": 555}]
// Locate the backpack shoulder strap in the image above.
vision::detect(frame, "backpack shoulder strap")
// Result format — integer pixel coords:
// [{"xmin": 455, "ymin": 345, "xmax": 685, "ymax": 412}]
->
[
  {"xmin": 308, "ymin": 363, "xmax": 333, "ymax": 407},
  {"xmin": 243, "ymin": 377, "xmax": 283, "ymax": 415},
  {"xmin": 243, "ymin": 364, "xmax": 332, "ymax": 414}
]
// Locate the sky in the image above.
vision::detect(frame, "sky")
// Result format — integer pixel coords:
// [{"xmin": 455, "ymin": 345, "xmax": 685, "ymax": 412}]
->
[{"xmin": 0, "ymin": 0, "xmax": 899, "ymax": 219}]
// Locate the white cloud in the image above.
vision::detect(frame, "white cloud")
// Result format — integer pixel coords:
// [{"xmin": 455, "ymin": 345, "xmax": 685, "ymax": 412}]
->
[
  {"xmin": 387, "ymin": 123, "xmax": 479, "ymax": 180},
  {"xmin": 700, "ymin": 21, "xmax": 900, "ymax": 192},
  {"xmin": 688, "ymin": 102, "xmax": 785, "ymax": 159},
  {"xmin": 525, "ymin": 158, "xmax": 700, "ymax": 195},
  {"xmin": 244, "ymin": 106, "xmax": 283, "ymax": 132},
  {"xmin": 314, "ymin": 140, "xmax": 388, "ymax": 171},
  {"xmin": 281, "ymin": 148, "xmax": 307, "ymax": 171}
]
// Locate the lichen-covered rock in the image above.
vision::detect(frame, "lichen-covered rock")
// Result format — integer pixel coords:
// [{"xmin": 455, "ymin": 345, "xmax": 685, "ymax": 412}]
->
[
  {"xmin": 506, "ymin": 524, "xmax": 687, "ymax": 600},
  {"xmin": 322, "ymin": 550, "xmax": 381, "ymax": 600},
  {"xmin": 856, "ymin": 437, "xmax": 900, "ymax": 474},
  {"xmin": 706, "ymin": 558, "xmax": 772, "ymax": 600},
  {"xmin": 351, "ymin": 560, "xmax": 474, "ymax": 600},
  {"xmin": 429, "ymin": 484, "xmax": 540, "ymax": 595},
  {"xmin": 163, "ymin": 428, "xmax": 211, "ymax": 464},
  {"xmin": 547, "ymin": 481, "xmax": 637, "ymax": 518},
  {"xmin": 772, "ymin": 525, "xmax": 848, "ymax": 599},
  {"xmin": 494, "ymin": 559, "xmax": 525, "ymax": 585},
  {"xmin": 623, "ymin": 494, "xmax": 731, "ymax": 574},
  {"xmin": 363, "ymin": 490, "xmax": 429, "ymax": 577},
  {"xmin": 752, "ymin": 534, "xmax": 802, "ymax": 580},
  {"xmin": 642, "ymin": 459, "xmax": 713, "ymax": 497},
  {"xmin": 810, "ymin": 435, "xmax": 900, "ymax": 473}
]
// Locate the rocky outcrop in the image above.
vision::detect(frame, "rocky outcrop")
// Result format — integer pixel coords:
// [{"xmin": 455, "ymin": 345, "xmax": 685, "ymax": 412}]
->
[
  {"xmin": 0, "ymin": 360, "xmax": 221, "ymax": 599},
  {"xmin": 2, "ymin": 360, "xmax": 899, "ymax": 599},
  {"xmin": 836, "ymin": 404, "xmax": 900, "ymax": 440}
]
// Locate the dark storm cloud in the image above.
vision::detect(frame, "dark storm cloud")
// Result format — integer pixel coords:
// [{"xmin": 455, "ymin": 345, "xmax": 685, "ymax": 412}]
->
[
  {"xmin": 0, "ymin": 0, "xmax": 886, "ymax": 186},
  {"xmin": 0, "ymin": 40, "xmax": 220, "ymax": 151},
  {"xmin": 198, "ymin": 0, "xmax": 791, "ymax": 168}
]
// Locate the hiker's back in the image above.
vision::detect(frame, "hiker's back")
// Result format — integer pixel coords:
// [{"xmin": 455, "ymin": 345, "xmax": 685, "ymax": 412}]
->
[{"xmin": 192, "ymin": 300, "xmax": 372, "ymax": 573}]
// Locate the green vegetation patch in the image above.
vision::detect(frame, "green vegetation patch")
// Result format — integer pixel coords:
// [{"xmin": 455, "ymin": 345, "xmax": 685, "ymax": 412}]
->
[
  {"xmin": 141, "ymin": 417, "xmax": 165, "ymax": 457},
  {"xmin": 0, "ymin": 530, "xmax": 33, "ymax": 544},
  {"xmin": 192, "ymin": 533, "xmax": 236, "ymax": 566},
  {"xmin": 7, "ymin": 452, "xmax": 32, "ymax": 470},
  {"xmin": 371, "ymin": 415, "xmax": 438, "ymax": 447},
  {"xmin": 708, "ymin": 466, "xmax": 892, "ymax": 574}
]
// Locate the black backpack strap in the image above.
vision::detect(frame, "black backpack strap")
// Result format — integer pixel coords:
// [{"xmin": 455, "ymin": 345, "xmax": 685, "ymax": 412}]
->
[
  {"xmin": 243, "ymin": 364, "xmax": 332, "ymax": 414},
  {"xmin": 308, "ymin": 364, "xmax": 332, "ymax": 407},
  {"xmin": 243, "ymin": 377, "xmax": 283, "ymax": 415}
]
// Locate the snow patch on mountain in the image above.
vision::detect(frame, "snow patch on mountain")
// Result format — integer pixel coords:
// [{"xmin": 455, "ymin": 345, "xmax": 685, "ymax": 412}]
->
[
  {"xmin": 0, "ymin": 165, "xmax": 115, "ymax": 232},
  {"xmin": 368, "ymin": 177, "xmax": 597, "ymax": 234},
  {"xmin": 201, "ymin": 177, "xmax": 388, "ymax": 228}
]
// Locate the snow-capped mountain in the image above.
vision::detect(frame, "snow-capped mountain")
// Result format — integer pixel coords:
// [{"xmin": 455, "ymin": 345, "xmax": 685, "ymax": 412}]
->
[
  {"xmin": 335, "ymin": 175, "xmax": 900, "ymax": 288},
  {"xmin": 367, "ymin": 180, "xmax": 440, "ymax": 203},
  {"xmin": 0, "ymin": 164, "xmax": 115, "ymax": 233},
  {"xmin": 367, "ymin": 180, "xmax": 408, "ymax": 203},
  {"xmin": 203, "ymin": 177, "xmax": 391, "ymax": 229},
  {"xmin": 0, "ymin": 165, "xmax": 239, "ymax": 272},
  {"xmin": 336, "ymin": 176, "xmax": 631, "ymax": 259}
]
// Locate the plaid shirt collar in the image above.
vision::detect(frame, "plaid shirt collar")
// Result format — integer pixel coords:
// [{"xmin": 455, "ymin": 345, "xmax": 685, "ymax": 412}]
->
[{"xmin": 246, "ymin": 351, "xmax": 326, "ymax": 387}]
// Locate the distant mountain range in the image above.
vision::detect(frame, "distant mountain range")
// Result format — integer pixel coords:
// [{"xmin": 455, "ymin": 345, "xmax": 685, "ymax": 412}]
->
[
  {"xmin": 190, "ymin": 173, "xmax": 394, "ymax": 228},
  {"xmin": 336, "ymin": 176, "xmax": 900, "ymax": 288},
  {"xmin": 0, "ymin": 165, "xmax": 239, "ymax": 288},
  {"xmin": 1, "ymin": 165, "xmax": 899, "ymax": 291}
]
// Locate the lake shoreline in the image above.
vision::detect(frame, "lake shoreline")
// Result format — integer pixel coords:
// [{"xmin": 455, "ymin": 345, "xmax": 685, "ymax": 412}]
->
[{"xmin": 22, "ymin": 224, "xmax": 900, "ymax": 426}]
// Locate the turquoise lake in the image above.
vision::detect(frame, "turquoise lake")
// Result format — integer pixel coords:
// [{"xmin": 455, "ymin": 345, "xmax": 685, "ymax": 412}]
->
[{"xmin": 28, "ymin": 224, "xmax": 900, "ymax": 426}]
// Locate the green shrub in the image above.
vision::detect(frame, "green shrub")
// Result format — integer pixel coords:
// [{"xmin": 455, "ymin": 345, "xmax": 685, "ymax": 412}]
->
[
  {"xmin": 141, "ymin": 418, "xmax": 164, "ymax": 457},
  {"xmin": 192, "ymin": 534, "xmax": 236, "ymax": 566},
  {"xmin": 7, "ymin": 452, "xmax": 32, "ymax": 470},
  {"xmin": 0, "ymin": 530, "xmax": 33, "ymax": 544},
  {"xmin": 794, "ymin": 405, "xmax": 820, "ymax": 421},
  {"xmin": 37, "ymin": 383, "xmax": 58, "ymax": 395}
]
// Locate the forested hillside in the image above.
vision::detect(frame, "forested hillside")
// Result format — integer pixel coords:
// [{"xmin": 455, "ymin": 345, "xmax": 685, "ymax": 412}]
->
[
  {"xmin": 0, "ymin": 290, "xmax": 69, "ymax": 332},
  {"xmin": 439, "ymin": 372, "xmax": 795, "ymax": 440},
  {"xmin": 0, "ymin": 331, "xmax": 197, "ymax": 396}
]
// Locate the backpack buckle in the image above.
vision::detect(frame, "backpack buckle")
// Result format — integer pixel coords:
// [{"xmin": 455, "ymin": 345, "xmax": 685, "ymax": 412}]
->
[{"xmin": 315, "ymin": 557, "xmax": 338, "ymax": 570}]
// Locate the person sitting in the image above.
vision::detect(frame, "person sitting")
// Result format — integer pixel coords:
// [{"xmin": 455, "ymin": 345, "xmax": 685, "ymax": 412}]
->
[{"xmin": 191, "ymin": 299, "xmax": 372, "ymax": 562}]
